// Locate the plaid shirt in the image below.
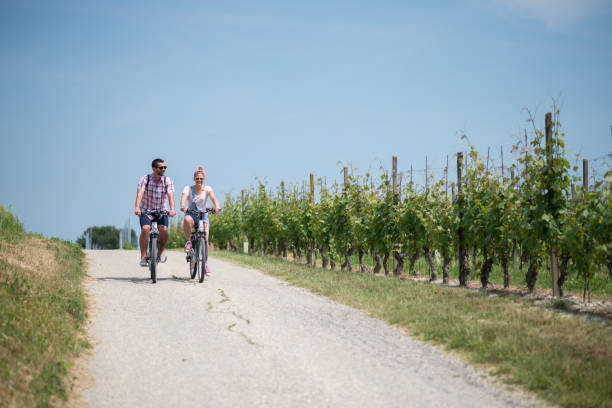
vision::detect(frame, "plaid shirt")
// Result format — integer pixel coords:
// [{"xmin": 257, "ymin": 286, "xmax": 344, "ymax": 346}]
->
[{"xmin": 138, "ymin": 174, "xmax": 174, "ymax": 211}]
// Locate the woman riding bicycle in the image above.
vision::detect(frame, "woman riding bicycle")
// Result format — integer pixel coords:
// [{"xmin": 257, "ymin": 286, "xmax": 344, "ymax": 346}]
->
[{"xmin": 180, "ymin": 165, "xmax": 221, "ymax": 275}]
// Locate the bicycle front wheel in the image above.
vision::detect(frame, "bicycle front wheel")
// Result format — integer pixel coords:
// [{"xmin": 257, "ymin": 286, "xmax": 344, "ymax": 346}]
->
[
  {"xmin": 150, "ymin": 237, "xmax": 158, "ymax": 283},
  {"xmin": 198, "ymin": 237, "xmax": 206, "ymax": 283},
  {"xmin": 189, "ymin": 251, "xmax": 196, "ymax": 279}
]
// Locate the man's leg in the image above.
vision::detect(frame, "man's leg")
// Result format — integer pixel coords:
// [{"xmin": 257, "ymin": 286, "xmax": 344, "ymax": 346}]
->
[
  {"xmin": 159, "ymin": 225, "xmax": 168, "ymax": 252},
  {"xmin": 140, "ymin": 225, "xmax": 151, "ymax": 260}
]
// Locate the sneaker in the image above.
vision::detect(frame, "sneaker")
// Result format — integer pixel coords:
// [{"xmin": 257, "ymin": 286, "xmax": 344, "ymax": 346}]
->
[
  {"xmin": 139, "ymin": 259, "xmax": 148, "ymax": 267},
  {"xmin": 160, "ymin": 251, "xmax": 167, "ymax": 263},
  {"xmin": 205, "ymin": 264, "xmax": 211, "ymax": 276},
  {"xmin": 184, "ymin": 241, "xmax": 192, "ymax": 252}
]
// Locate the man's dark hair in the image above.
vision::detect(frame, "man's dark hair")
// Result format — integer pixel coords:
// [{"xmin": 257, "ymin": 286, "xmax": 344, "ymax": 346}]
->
[{"xmin": 152, "ymin": 158, "xmax": 165, "ymax": 168}]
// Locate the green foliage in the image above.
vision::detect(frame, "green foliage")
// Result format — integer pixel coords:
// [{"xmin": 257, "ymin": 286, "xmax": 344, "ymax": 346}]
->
[
  {"xmin": 166, "ymin": 215, "xmax": 185, "ymax": 249},
  {"xmin": 210, "ymin": 194, "xmax": 243, "ymax": 250},
  {"xmin": 368, "ymin": 181, "xmax": 398, "ymax": 260},
  {"xmin": 1, "ymin": 208, "xmax": 89, "ymax": 406},
  {"xmin": 563, "ymin": 174, "xmax": 612, "ymax": 294},
  {"xmin": 209, "ymin": 109, "xmax": 610, "ymax": 294},
  {"xmin": 0, "ymin": 204, "xmax": 25, "ymax": 242},
  {"xmin": 76, "ymin": 225, "xmax": 120, "ymax": 249}
]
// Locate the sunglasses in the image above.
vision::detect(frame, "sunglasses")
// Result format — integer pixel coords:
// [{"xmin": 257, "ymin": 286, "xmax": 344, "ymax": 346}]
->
[
  {"xmin": 195, "ymin": 177, "xmax": 204, "ymax": 180},
  {"xmin": 157, "ymin": 166, "xmax": 167, "ymax": 170}
]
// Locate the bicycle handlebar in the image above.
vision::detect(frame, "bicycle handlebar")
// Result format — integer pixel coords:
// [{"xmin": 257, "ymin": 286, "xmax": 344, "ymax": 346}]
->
[
  {"xmin": 189, "ymin": 208, "xmax": 221, "ymax": 215},
  {"xmin": 143, "ymin": 210, "xmax": 169, "ymax": 216}
]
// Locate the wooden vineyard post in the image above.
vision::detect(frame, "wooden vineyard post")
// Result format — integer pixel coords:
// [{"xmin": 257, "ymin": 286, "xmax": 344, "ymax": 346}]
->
[
  {"xmin": 445, "ymin": 155, "xmax": 449, "ymax": 203},
  {"xmin": 281, "ymin": 181, "xmax": 285, "ymax": 203},
  {"xmin": 309, "ymin": 173, "xmax": 315, "ymax": 266},
  {"xmin": 545, "ymin": 112, "xmax": 560, "ymax": 297},
  {"xmin": 582, "ymin": 158, "xmax": 589, "ymax": 298},
  {"xmin": 341, "ymin": 166, "xmax": 352, "ymax": 271},
  {"xmin": 457, "ymin": 152, "xmax": 470, "ymax": 286},
  {"xmin": 392, "ymin": 156, "xmax": 398, "ymax": 274},
  {"xmin": 241, "ymin": 189, "xmax": 248, "ymax": 254},
  {"xmin": 392, "ymin": 156, "xmax": 398, "ymax": 204},
  {"xmin": 281, "ymin": 181, "xmax": 287, "ymax": 258},
  {"xmin": 343, "ymin": 167, "xmax": 349, "ymax": 190},
  {"xmin": 511, "ymin": 169, "xmax": 518, "ymax": 270},
  {"xmin": 410, "ymin": 165, "xmax": 413, "ymax": 190},
  {"xmin": 391, "ymin": 156, "xmax": 404, "ymax": 276},
  {"xmin": 583, "ymin": 159, "xmax": 589, "ymax": 196},
  {"xmin": 310, "ymin": 173, "xmax": 315, "ymax": 205},
  {"xmin": 425, "ymin": 156, "xmax": 428, "ymax": 192}
]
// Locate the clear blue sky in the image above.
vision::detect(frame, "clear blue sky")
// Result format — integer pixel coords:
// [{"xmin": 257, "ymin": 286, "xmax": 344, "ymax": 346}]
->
[{"xmin": 1, "ymin": 0, "xmax": 611, "ymax": 242}]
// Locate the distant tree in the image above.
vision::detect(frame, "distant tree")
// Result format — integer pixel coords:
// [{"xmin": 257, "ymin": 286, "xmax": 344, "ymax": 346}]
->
[
  {"xmin": 77, "ymin": 226, "xmax": 120, "ymax": 249},
  {"xmin": 166, "ymin": 215, "xmax": 185, "ymax": 249},
  {"xmin": 130, "ymin": 229, "xmax": 137, "ymax": 247}
]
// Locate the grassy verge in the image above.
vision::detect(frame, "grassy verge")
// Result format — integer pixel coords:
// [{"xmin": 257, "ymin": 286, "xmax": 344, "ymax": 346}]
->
[
  {"xmin": 212, "ymin": 250, "xmax": 612, "ymax": 408},
  {"xmin": 325, "ymin": 253, "xmax": 611, "ymax": 297},
  {"xmin": 0, "ymin": 206, "xmax": 89, "ymax": 407}
]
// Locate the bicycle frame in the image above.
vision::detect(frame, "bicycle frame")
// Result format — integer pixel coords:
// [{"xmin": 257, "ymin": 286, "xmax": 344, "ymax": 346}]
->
[
  {"xmin": 143, "ymin": 210, "xmax": 167, "ymax": 283},
  {"xmin": 185, "ymin": 208, "xmax": 217, "ymax": 282},
  {"xmin": 147, "ymin": 221, "xmax": 160, "ymax": 261}
]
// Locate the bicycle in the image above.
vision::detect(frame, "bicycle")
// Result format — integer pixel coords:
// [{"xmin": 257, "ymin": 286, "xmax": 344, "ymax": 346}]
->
[
  {"xmin": 185, "ymin": 208, "xmax": 218, "ymax": 283},
  {"xmin": 144, "ymin": 210, "xmax": 167, "ymax": 284}
]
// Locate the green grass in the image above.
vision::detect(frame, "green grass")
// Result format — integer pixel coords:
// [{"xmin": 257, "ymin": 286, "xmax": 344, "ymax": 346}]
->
[
  {"xmin": 337, "ymin": 252, "xmax": 612, "ymax": 297},
  {"xmin": 0, "ymin": 205, "xmax": 25, "ymax": 243},
  {"xmin": 212, "ymin": 249, "xmax": 612, "ymax": 408},
  {"xmin": 0, "ymin": 206, "xmax": 89, "ymax": 407}
]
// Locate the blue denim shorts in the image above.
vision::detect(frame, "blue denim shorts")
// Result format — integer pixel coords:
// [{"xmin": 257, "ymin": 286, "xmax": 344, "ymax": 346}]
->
[
  {"xmin": 186, "ymin": 209, "xmax": 209, "ymax": 225},
  {"xmin": 139, "ymin": 213, "xmax": 169, "ymax": 228}
]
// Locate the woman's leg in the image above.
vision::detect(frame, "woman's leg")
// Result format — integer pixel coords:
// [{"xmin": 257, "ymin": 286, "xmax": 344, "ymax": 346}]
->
[
  {"xmin": 183, "ymin": 215, "xmax": 194, "ymax": 241},
  {"xmin": 205, "ymin": 222, "xmax": 210, "ymax": 254}
]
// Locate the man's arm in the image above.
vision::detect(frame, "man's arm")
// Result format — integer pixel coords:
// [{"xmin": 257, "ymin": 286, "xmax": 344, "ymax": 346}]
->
[
  {"xmin": 134, "ymin": 189, "xmax": 144, "ymax": 216},
  {"xmin": 167, "ymin": 192, "xmax": 176, "ymax": 217}
]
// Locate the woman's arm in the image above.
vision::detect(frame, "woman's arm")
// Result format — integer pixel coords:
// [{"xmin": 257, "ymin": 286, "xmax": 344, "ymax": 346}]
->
[
  {"xmin": 180, "ymin": 192, "xmax": 188, "ymax": 212},
  {"xmin": 209, "ymin": 189, "xmax": 221, "ymax": 213}
]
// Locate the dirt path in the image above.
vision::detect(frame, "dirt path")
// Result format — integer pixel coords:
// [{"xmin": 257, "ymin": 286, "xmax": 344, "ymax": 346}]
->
[{"xmin": 81, "ymin": 250, "xmax": 540, "ymax": 407}]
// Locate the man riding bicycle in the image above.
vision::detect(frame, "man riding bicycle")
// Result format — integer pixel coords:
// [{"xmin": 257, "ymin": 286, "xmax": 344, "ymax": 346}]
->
[
  {"xmin": 134, "ymin": 158, "xmax": 176, "ymax": 267},
  {"xmin": 180, "ymin": 165, "xmax": 221, "ymax": 275}
]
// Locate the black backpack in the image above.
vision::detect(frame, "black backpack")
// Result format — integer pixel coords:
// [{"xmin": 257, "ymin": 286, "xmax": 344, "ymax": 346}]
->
[{"xmin": 144, "ymin": 174, "xmax": 168, "ymax": 194}]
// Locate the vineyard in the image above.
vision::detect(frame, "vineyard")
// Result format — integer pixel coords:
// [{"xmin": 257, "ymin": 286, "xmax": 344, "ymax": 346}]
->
[{"xmin": 208, "ymin": 111, "xmax": 611, "ymax": 298}]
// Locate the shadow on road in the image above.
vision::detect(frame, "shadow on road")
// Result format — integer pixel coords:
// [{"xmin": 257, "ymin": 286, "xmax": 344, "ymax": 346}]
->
[{"xmin": 95, "ymin": 276, "xmax": 196, "ymax": 284}]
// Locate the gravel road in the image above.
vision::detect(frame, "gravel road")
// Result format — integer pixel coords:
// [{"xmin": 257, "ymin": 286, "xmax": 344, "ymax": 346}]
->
[{"xmin": 82, "ymin": 250, "xmax": 538, "ymax": 408}]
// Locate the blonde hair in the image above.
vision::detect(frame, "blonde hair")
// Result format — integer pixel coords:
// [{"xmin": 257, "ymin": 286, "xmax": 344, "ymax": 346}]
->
[{"xmin": 193, "ymin": 165, "xmax": 205, "ymax": 179}]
